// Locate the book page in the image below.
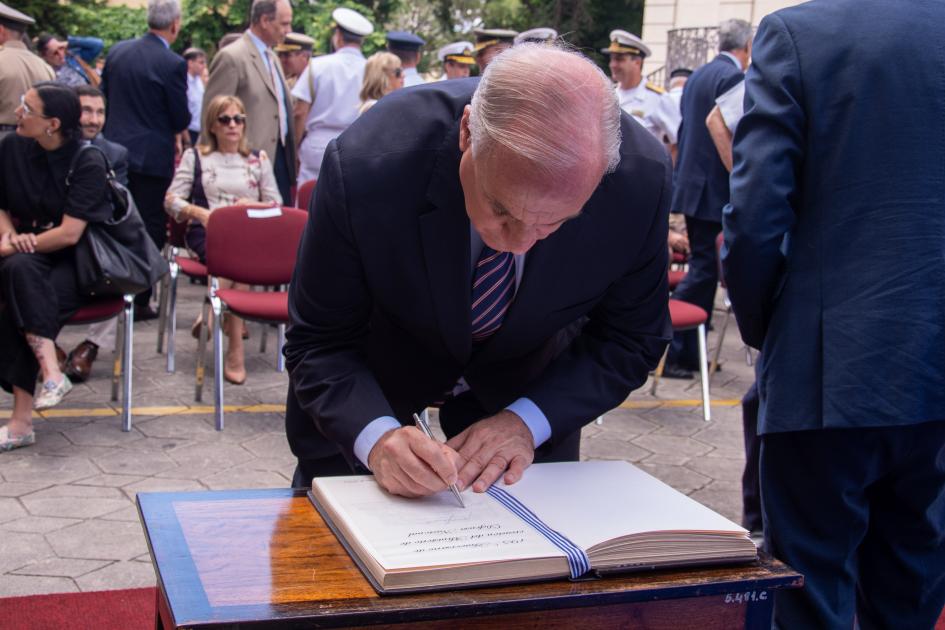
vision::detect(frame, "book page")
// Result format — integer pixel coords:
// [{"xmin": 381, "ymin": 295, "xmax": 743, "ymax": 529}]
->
[
  {"xmin": 313, "ymin": 476, "xmax": 564, "ymax": 571},
  {"xmin": 499, "ymin": 461, "xmax": 747, "ymax": 551}
]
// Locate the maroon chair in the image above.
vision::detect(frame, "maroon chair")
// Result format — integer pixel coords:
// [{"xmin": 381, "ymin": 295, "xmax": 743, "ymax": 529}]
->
[
  {"xmin": 295, "ymin": 178, "xmax": 317, "ymax": 212},
  {"xmin": 63, "ymin": 294, "xmax": 135, "ymax": 430},
  {"xmin": 650, "ymin": 299, "xmax": 711, "ymax": 421},
  {"xmin": 195, "ymin": 205, "xmax": 308, "ymax": 429},
  {"xmin": 156, "ymin": 218, "xmax": 209, "ymax": 373},
  {"xmin": 668, "ymin": 268, "xmax": 687, "ymax": 291}
]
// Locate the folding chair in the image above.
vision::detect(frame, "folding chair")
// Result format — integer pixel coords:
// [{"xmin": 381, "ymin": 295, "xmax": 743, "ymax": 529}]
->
[
  {"xmin": 156, "ymin": 219, "xmax": 208, "ymax": 373},
  {"xmin": 194, "ymin": 205, "xmax": 307, "ymax": 429},
  {"xmin": 64, "ymin": 294, "xmax": 135, "ymax": 430},
  {"xmin": 650, "ymin": 299, "xmax": 711, "ymax": 421}
]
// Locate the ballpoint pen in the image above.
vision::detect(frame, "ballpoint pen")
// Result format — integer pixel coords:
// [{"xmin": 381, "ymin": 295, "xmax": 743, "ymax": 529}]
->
[{"xmin": 412, "ymin": 412, "xmax": 466, "ymax": 508}]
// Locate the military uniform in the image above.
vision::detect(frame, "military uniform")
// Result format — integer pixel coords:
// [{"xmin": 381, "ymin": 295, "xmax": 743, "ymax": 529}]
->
[
  {"xmin": 616, "ymin": 80, "xmax": 664, "ymax": 137},
  {"xmin": 0, "ymin": 2, "xmax": 55, "ymax": 138}
]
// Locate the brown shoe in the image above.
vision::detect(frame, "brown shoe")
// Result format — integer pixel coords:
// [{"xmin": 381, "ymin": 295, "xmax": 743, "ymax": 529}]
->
[{"xmin": 65, "ymin": 340, "xmax": 98, "ymax": 383}]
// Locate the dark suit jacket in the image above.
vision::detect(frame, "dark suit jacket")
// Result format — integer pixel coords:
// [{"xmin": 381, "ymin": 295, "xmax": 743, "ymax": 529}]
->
[
  {"xmin": 672, "ymin": 54, "xmax": 743, "ymax": 222},
  {"xmin": 722, "ymin": 0, "xmax": 945, "ymax": 435},
  {"xmin": 91, "ymin": 134, "xmax": 129, "ymax": 186},
  {"xmin": 100, "ymin": 32, "xmax": 189, "ymax": 179},
  {"xmin": 285, "ymin": 78, "xmax": 672, "ymax": 465}
]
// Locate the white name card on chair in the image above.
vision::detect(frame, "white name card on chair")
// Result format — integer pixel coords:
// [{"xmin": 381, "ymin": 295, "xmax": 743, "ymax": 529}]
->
[{"xmin": 247, "ymin": 207, "xmax": 282, "ymax": 219}]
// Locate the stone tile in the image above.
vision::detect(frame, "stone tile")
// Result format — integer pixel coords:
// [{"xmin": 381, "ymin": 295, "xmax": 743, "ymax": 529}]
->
[
  {"xmin": 75, "ymin": 560, "xmax": 156, "ymax": 591},
  {"xmin": 135, "ymin": 414, "xmax": 222, "ymax": 440},
  {"xmin": 74, "ymin": 473, "xmax": 147, "ymax": 488},
  {"xmin": 29, "ymin": 430, "xmax": 78, "ymax": 454},
  {"xmin": 0, "ymin": 455, "xmax": 99, "ymax": 484},
  {"xmin": 163, "ymin": 441, "xmax": 251, "ymax": 478},
  {"xmin": 48, "ymin": 519, "xmax": 148, "ymax": 561},
  {"xmin": 99, "ymin": 505, "xmax": 142, "ymax": 523},
  {"xmin": 688, "ymin": 481, "xmax": 743, "ymax": 524},
  {"xmin": 62, "ymin": 423, "xmax": 145, "ymax": 447},
  {"xmin": 240, "ymin": 432, "xmax": 291, "ymax": 459},
  {"xmin": 685, "ymin": 456, "xmax": 745, "ymax": 482},
  {"xmin": 200, "ymin": 466, "xmax": 291, "ymax": 490},
  {"xmin": 630, "ymin": 434, "xmax": 713, "ymax": 458},
  {"xmin": 0, "ymin": 497, "xmax": 27, "ymax": 523},
  {"xmin": 640, "ymin": 452, "xmax": 692, "ymax": 466},
  {"xmin": 652, "ymin": 414, "xmax": 713, "ymax": 437},
  {"xmin": 239, "ymin": 456, "xmax": 297, "ymax": 475},
  {"xmin": 0, "ymin": 532, "xmax": 54, "ymax": 573},
  {"xmin": 25, "ymin": 484, "xmax": 125, "ymax": 500},
  {"xmin": 21, "ymin": 494, "xmax": 131, "ymax": 519},
  {"xmin": 122, "ymin": 477, "xmax": 205, "ymax": 499},
  {"xmin": 0, "ymin": 481, "xmax": 52, "ymax": 497},
  {"xmin": 580, "ymin": 437, "xmax": 651, "ymax": 462},
  {"xmin": 637, "ymin": 463, "xmax": 711, "ymax": 495},
  {"xmin": 0, "ymin": 575, "xmax": 78, "ymax": 597},
  {"xmin": 94, "ymin": 448, "xmax": 177, "ymax": 476},
  {"xmin": 12, "ymin": 557, "xmax": 111, "ymax": 579},
  {"xmin": 1, "ymin": 515, "xmax": 83, "ymax": 534}
]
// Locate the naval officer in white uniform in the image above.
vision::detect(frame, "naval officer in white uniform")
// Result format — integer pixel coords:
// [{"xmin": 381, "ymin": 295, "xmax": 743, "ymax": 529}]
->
[{"xmin": 602, "ymin": 30, "xmax": 663, "ymax": 139}]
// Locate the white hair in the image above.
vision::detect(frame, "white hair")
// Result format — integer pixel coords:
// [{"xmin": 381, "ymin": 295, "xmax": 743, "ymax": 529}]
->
[
  {"xmin": 719, "ymin": 19, "xmax": 752, "ymax": 52},
  {"xmin": 147, "ymin": 0, "xmax": 181, "ymax": 30},
  {"xmin": 468, "ymin": 43, "xmax": 622, "ymax": 178}
]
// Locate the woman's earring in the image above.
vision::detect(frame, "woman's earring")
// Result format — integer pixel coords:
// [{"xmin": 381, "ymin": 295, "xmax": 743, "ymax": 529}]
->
[{"xmin": 45, "ymin": 128, "xmax": 53, "ymax": 137}]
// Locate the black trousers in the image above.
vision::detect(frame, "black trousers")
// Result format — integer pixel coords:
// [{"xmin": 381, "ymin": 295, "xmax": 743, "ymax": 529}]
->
[
  {"xmin": 0, "ymin": 252, "xmax": 82, "ymax": 393},
  {"xmin": 761, "ymin": 421, "xmax": 945, "ymax": 629},
  {"xmin": 127, "ymin": 171, "xmax": 172, "ymax": 307},
  {"xmin": 272, "ymin": 140, "xmax": 293, "ymax": 208},
  {"xmin": 741, "ymin": 380, "xmax": 762, "ymax": 533},
  {"xmin": 668, "ymin": 215, "xmax": 721, "ymax": 368}
]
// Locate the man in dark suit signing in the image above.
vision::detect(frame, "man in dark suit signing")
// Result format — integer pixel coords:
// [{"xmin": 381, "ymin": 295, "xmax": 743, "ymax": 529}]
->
[
  {"xmin": 286, "ymin": 44, "xmax": 672, "ymax": 495},
  {"xmin": 722, "ymin": 1, "xmax": 945, "ymax": 626},
  {"xmin": 101, "ymin": 0, "xmax": 190, "ymax": 319},
  {"xmin": 664, "ymin": 19, "xmax": 750, "ymax": 378}
]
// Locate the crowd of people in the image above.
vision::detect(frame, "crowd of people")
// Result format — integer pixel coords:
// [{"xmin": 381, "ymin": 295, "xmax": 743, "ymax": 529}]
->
[{"xmin": 1, "ymin": 0, "xmax": 944, "ymax": 627}]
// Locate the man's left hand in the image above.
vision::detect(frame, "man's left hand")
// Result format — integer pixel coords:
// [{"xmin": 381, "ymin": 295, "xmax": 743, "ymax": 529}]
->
[{"xmin": 446, "ymin": 411, "xmax": 535, "ymax": 493}]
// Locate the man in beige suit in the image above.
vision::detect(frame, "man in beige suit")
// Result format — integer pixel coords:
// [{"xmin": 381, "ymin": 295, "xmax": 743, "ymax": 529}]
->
[{"xmin": 203, "ymin": 0, "xmax": 296, "ymax": 203}]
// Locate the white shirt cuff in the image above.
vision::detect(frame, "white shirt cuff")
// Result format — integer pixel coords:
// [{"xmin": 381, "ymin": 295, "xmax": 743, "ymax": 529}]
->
[
  {"xmin": 353, "ymin": 416, "xmax": 402, "ymax": 470},
  {"xmin": 506, "ymin": 397, "xmax": 551, "ymax": 448}
]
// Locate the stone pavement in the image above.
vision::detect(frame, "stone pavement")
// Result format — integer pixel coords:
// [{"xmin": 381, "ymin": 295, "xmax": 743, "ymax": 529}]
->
[{"xmin": 0, "ymin": 280, "xmax": 755, "ymax": 597}]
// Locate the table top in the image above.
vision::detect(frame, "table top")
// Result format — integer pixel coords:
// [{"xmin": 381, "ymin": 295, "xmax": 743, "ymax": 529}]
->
[{"xmin": 137, "ymin": 488, "xmax": 801, "ymax": 628}]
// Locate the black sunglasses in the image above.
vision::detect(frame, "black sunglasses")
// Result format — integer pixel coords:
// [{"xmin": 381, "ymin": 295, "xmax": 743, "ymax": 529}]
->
[{"xmin": 217, "ymin": 114, "xmax": 247, "ymax": 126}]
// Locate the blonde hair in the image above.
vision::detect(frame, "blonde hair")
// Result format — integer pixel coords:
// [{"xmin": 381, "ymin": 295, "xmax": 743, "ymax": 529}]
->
[
  {"xmin": 359, "ymin": 52, "xmax": 402, "ymax": 104},
  {"xmin": 199, "ymin": 95, "xmax": 251, "ymax": 157}
]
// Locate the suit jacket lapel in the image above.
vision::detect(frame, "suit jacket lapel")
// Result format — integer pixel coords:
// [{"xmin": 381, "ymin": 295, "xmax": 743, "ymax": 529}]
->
[
  {"xmin": 243, "ymin": 33, "xmax": 278, "ymax": 99},
  {"xmin": 422, "ymin": 118, "xmax": 472, "ymax": 364}
]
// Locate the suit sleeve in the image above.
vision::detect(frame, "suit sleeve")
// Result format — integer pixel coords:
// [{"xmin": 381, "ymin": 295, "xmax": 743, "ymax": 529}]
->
[
  {"xmin": 722, "ymin": 14, "xmax": 805, "ymax": 349},
  {"xmin": 165, "ymin": 56, "xmax": 191, "ymax": 133},
  {"xmin": 203, "ymin": 50, "xmax": 240, "ymax": 116},
  {"xmin": 284, "ymin": 142, "xmax": 397, "ymax": 461},
  {"xmin": 113, "ymin": 145, "xmax": 130, "ymax": 187},
  {"xmin": 525, "ymin": 157, "xmax": 673, "ymax": 442}
]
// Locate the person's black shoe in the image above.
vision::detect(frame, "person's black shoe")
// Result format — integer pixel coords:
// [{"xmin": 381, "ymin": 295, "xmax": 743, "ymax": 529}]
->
[
  {"xmin": 661, "ymin": 363, "xmax": 694, "ymax": 379},
  {"xmin": 134, "ymin": 305, "xmax": 159, "ymax": 321}
]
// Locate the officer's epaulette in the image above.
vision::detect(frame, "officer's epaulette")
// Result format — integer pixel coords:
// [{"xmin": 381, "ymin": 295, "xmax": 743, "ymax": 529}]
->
[{"xmin": 645, "ymin": 82, "xmax": 665, "ymax": 94}]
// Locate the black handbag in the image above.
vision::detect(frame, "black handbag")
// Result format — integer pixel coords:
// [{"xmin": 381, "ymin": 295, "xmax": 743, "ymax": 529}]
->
[{"xmin": 66, "ymin": 144, "xmax": 169, "ymax": 297}]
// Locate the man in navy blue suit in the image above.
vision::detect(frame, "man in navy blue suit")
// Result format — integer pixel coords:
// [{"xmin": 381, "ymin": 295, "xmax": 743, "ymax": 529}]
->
[
  {"xmin": 723, "ymin": 1, "xmax": 945, "ymax": 626},
  {"xmin": 285, "ymin": 45, "xmax": 671, "ymax": 494},
  {"xmin": 664, "ymin": 19, "xmax": 750, "ymax": 378},
  {"xmin": 101, "ymin": 0, "xmax": 190, "ymax": 318}
]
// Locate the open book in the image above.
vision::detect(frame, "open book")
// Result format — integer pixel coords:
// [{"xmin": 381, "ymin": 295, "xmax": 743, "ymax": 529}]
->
[{"xmin": 309, "ymin": 460, "xmax": 757, "ymax": 594}]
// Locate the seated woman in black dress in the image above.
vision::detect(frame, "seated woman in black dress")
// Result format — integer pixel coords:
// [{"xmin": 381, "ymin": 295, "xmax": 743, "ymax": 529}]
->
[{"xmin": 0, "ymin": 82, "xmax": 110, "ymax": 452}]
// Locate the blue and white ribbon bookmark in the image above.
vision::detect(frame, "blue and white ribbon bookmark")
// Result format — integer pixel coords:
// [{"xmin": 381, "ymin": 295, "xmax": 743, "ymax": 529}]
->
[{"xmin": 485, "ymin": 485, "xmax": 591, "ymax": 579}]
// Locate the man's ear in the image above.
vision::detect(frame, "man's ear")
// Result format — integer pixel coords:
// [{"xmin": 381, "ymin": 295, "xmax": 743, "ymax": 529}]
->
[{"xmin": 459, "ymin": 105, "xmax": 472, "ymax": 152}]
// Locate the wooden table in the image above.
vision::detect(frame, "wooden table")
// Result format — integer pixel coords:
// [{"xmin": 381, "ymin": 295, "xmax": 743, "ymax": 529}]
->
[{"xmin": 137, "ymin": 488, "xmax": 801, "ymax": 629}]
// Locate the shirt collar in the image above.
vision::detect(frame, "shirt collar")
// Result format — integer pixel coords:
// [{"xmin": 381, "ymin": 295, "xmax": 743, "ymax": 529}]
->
[
  {"xmin": 246, "ymin": 29, "xmax": 271, "ymax": 59},
  {"xmin": 148, "ymin": 31, "xmax": 171, "ymax": 49},
  {"xmin": 335, "ymin": 46, "xmax": 365, "ymax": 59},
  {"xmin": 720, "ymin": 51, "xmax": 743, "ymax": 71},
  {"xmin": 403, "ymin": 67, "xmax": 419, "ymax": 77}
]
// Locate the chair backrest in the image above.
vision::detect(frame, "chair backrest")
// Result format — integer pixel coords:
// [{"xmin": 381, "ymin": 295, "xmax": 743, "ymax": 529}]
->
[
  {"xmin": 167, "ymin": 217, "xmax": 188, "ymax": 248},
  {"xmin": 205, "ymin": 205, "xmax": 308, "ymax": 285},
  {"xmin": 296, "ymin": 178, "xmax": 317, "ymax": 213}
]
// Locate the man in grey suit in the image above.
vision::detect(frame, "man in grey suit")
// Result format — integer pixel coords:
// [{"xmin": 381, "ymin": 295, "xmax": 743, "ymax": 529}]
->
[
  {"xmin": 202, "ymin": 0, "xmax": 296, "ymax": 204},
  {"xmin": 723, "ymin": 1, "xmax": 945, "ymax": 626}
]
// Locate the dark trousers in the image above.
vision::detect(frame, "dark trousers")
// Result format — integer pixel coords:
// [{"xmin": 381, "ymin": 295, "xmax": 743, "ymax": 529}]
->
[
  {"xmin": 127, "ymin": 171, "xmax": 172, "ymax": 307},
  {"xmin": 272, "ymin": 140, "xmax": 293, "ymax": 208},
  {"xmin": 0, "ymin": 252, "xmax": 82, "ymax": 393},
  {"xmin": 668, "ymin": 215, "xmax": 721, "ymax": 368},
  {"xmin": 760, "ymin": 421, "xmax": 945, "ymax": 629},
  {"xmin": 741, "ymin": 380, "xmax": 762, "ymax": 533}
]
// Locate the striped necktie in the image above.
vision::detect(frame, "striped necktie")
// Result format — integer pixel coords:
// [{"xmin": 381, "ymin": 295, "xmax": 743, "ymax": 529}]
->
[{"xmin": 471, "ymin": 245, "xmax": 515, "ymax": 342}]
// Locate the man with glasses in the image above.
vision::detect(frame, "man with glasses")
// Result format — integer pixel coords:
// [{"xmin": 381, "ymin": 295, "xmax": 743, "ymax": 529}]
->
[{"xmin": 0, "ymin": 3, "xmax": 54, "ymax": 140}]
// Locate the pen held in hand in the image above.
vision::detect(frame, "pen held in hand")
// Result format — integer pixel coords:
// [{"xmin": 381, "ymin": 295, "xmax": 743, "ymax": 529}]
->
[{"xmin": 412, "ymin": 412, "xmax": 466, "ymax": 508}]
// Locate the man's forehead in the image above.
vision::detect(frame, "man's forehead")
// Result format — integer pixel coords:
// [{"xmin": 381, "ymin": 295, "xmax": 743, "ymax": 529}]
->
[{"xmin": 80, "ymin": 96, "xmax": 105, "ymax": 110}]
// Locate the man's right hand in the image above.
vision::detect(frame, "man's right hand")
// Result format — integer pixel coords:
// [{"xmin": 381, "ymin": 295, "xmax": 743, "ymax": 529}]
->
[{"xmin": 367, "ymin": 426, "xmax": 463, "ymax": 498}]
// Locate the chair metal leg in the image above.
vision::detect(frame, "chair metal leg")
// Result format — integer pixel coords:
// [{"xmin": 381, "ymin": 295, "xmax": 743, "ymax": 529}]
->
[
  {"xmin": 156, "ymin": 260, "xmax": 169, "ymax": 354},
  {"xmin": 211, "ymin": 296, "xmax": 224, "ymax": 431},
  {"xmin": 276, "ymin": 322, "xmax": 286, "ymax": 372},
  {"xmin": 709, "ymin": 304, "xmax": 732, "ymax": 380},
  {"xmin": 121, "ymin": 294, "xmax": 134, "ymax": 432},
  {"xmin": 259, "ymin": 322, "xmax": 268, "ymax": 353},
  {"xmin": 745, "ymin": 346, "xmax": 754, "ymax": 366},
  {"xmin": 165, "ymin": 259, "xmax": 180, "ymax": 373},
  {"xmin": 112, "ymin": 304, "xmax": 123, "ymax": 402},
  {"xmin": 195, "ymin": 298, "xmax": 210, "ymax": 402},
  {"xmin": 697, "ymin": 323, "xmax": 711, "ymax": 422},
  {"xmin": 650, "ymin": 346, "xmax": 669, "ymax": 396}
]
